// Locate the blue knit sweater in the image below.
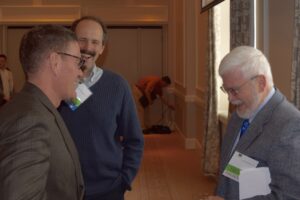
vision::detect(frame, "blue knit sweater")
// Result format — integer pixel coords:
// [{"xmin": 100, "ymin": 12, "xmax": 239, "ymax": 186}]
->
[{"xmin": 59, "ymin": 70, "xmax": 144, "ymax": 196}]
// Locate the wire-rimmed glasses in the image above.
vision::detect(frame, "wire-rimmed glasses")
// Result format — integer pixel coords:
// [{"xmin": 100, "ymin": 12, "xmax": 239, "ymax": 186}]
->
[{"xmin": 220, "ymin": 75, "xmax": 259, "ymax": 96}]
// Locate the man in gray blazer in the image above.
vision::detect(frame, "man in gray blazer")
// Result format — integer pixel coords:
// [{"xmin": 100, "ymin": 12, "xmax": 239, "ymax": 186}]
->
[
  {"xmin": 209, "ymin": 46, "xmax": 300, "ymax": 200},
  {"xmin": 0, "ymin": 25, "xmax": 84, "ymax": 200}
]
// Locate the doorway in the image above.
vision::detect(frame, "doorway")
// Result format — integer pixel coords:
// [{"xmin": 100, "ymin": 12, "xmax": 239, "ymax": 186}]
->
[
  {"xmin": 5, "ymin": 25, "xmax": 165, "ymax": 126},
  {"xmin": 100, "ymin": 26, "xmax": 165, "ymax": 126}
]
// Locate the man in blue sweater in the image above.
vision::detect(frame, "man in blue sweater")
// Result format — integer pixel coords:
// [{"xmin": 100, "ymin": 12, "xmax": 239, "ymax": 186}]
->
[{"xmin": 59, "ymin": 16, "xmax": 144, "ymax": 200}]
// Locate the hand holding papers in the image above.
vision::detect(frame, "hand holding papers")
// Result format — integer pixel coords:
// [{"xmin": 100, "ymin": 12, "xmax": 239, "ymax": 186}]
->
[{"xmin": 223, "ymin": 151, "xmax": 271, "ymax": 199}]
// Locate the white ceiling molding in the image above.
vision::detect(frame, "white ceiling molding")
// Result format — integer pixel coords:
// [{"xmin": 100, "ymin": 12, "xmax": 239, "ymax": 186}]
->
[
  {"xmin": 0, "ymin": 5, "xmax": 81, "ymax": 24},
  {"xmin": 82, "ymin": 5, "xmax": 168, "ymax": 25}
]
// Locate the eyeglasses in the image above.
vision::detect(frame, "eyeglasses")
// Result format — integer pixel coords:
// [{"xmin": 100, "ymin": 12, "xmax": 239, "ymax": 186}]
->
[
  {"xmin": 220, "ymin": 75, "xmax": 259, "ymax": 96},
  {"xmin": 57, "ymin": 52, "xmax": 85, "ymax": 70}
]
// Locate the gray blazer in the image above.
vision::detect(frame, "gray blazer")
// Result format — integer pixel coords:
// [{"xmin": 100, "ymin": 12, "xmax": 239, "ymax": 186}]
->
[
  {"xmin": 0, "ymin": 83, "xmax": 84, "ymax": 200},
  {"xmin": 216, "ymin": 89, "xmax": 300, "ymax": 199}
]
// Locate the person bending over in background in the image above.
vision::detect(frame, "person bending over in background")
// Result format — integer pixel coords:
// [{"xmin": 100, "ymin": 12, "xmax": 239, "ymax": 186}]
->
[{"xmin": 132, "ymin": 75, "xmax": 174, "ymax": 130}]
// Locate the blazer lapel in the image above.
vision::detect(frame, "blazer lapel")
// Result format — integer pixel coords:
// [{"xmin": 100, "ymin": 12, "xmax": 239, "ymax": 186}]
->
[
  {"xmin": 44, "ymin": 99, "xmax": 84, "ymax": 196},
  {"xmin": 50, "ymin": 109, "xmax": 84, "ymax": 198},
  {"xmin": 236, "ymin": 89, "xmax": 284, "ymax": 152},
  {"xmin": 24, "ymin": 83, "xmax": 84, "ymax": 198},
  {"xmin": 221, "ymin": 114, "xmax": 243, "ymax": 169}
]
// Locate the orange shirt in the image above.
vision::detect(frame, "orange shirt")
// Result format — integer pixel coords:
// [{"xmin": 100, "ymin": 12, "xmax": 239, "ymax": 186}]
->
[{"xmin": 136, "ymin": 76, "xmax": 163, "ymax": 97}]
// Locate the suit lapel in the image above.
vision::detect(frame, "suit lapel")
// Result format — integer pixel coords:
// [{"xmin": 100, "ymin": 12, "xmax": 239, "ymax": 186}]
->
[
  {"xmin": 236, "ymin": 90, "xmax": 284, "ymax": 152},
  {"xmin": 26, "ymin": 83, "xmax": 80, "ymax": 166},
  {"xmin": 49, "ymin": 106, "xmax": 84, "ymax": 198},
  {"xmin": 24, "ymin": 83, "xmax": 84, "ymax": 197},
  {"xmin": 221, "ymin": 114, "xmax": 243, "ymax": 169},
  {"xmin": 43, "ymin": 96, "xmax": 83, "ymax": 193}
]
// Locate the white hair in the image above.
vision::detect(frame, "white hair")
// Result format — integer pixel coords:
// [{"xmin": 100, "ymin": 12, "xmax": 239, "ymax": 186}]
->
[{"xmin": 219, "ymin": 46, "xmax": 274, "ymax": 87}]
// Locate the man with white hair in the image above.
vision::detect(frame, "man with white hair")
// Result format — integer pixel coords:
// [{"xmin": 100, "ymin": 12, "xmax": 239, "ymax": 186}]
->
[{"xmin": 209, "ymin": 46, "xmax": 300, "ymax": 199}]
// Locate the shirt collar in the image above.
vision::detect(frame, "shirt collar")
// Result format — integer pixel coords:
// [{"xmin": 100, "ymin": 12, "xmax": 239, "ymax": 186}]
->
[
  {"xmin": 248, "ymin": 87, "xmax": 275, "ymax": 122},
  {"xmin": 83, "ymin": 65, "xmax": 103, "ymax": 88}
]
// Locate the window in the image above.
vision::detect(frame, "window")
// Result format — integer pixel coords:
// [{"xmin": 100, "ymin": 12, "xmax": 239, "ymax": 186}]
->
[{"xmin": 214, "ymin": 0, "xmax": 230, "ymax": 119}]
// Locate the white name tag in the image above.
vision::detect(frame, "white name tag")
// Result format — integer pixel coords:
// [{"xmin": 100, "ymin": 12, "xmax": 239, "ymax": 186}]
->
[
  {"xmin": 223, "ymin": 151, "xmax": 259, "ymax": 182},
  {"xmin": 67, "ymin": 83, "xmax": 92, "ymax": 111}
]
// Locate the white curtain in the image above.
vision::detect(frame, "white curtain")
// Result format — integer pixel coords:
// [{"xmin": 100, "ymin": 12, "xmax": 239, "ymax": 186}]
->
[{"xmin": 203, "ymin": 9, "xmax": 220, "ymax": 176}]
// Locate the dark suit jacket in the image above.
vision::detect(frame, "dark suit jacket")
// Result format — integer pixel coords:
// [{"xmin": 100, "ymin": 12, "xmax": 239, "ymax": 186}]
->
[
  {"xmin": 216, "ymin": 90, "xmax": 300, "ymax": 199},
  {"xmin": 0, "ymin": 83, "xmax": 84, "ymax": 200}
]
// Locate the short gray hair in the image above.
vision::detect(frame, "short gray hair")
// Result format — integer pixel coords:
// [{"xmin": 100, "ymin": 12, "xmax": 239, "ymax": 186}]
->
[
  {"xmin": 219, "ymin": 46, "xmax": 273, "ymax": 87},
  {"xmin": 19, "ymin": 24, "xmax": 78, "ymax": 74}
]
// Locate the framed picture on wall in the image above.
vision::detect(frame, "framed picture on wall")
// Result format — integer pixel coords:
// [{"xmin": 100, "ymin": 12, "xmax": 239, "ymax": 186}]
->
[{"xmin": 201, "ymin": 0, "xmax": 224, "ymax": 13}]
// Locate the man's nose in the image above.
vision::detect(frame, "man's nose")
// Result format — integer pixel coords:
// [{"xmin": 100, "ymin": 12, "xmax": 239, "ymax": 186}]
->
[
  {"xmin": 81, "ymin": 41, "xmax": 94, "ymax": 51},
  {"xmin": 227, "ymin": 92, "xmax": 237, "ymax": 102}
]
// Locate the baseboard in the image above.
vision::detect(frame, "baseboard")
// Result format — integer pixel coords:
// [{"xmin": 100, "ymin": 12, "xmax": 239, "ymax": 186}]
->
[{"xmin": 174, "ymin": 123, "xmax": 201, "ymax": 150}]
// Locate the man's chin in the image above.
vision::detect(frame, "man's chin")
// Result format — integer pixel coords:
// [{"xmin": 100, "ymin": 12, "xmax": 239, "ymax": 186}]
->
[
  {"xmin": 65, "ymin": 93, "xmax": 77, "ymax": 102},
  {"xmin": 236, "ymin": 109, "xmax": 251, "ymax": 119}
]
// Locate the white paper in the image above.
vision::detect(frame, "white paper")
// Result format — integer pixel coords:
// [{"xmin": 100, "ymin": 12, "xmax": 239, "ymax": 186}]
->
[
  {"xmin": 66, "ymin": 83, "xmax": 92, "ymax": 111},
  {"xmin": 239, "ymin": 167, "xmax": 271, "ymax": 200},
  {"xmin": 76, "ymin": 83, "xmax": 92, "ymax": 102},
  {"xmin": 223, "ymin": 151, "xmax": 259, "ymax": 182}
]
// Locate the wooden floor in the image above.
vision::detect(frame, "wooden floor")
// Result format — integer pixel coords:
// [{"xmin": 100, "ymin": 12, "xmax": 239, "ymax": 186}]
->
[{"xmin": 125, "ymin": 131, "xmax": 217, "ymax": 200}]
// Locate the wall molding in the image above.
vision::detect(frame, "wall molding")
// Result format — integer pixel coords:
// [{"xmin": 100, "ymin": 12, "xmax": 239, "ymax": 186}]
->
[
  {"xmin": 0, "ymin": 5, "xmax": 81, "ymax": 24},
  {"xmin": 0, "ymin": 5, "xmax": 168, "ymax": 25},
  {"xmin": 83, "ymin": 5, "xmax": 168, "ymax": 25},
  {"xmin": 173, "ymin": 87, "xmax": 205, "ymax": 105},
  {"xmin": 184, "ymin": 95, "xmax": 203, "ymax": 104},
  {"xmin": 196, "ymin": 87, "xmax": 206, "ymax": 96},
  {"xmin": 175, "ymin": 123, "xmax": 201, "ymax": 150}
]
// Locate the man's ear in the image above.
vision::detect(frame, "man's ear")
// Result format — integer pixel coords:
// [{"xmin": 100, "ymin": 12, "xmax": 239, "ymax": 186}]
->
[
  {"xmin": 257, "ymin": 75, "xmax": 266, "ymax": 92},
  {"xmin": 99, "ymin": 45, "xmax": 105, "ymax": 55},
  {"xmin": 49, "ymin": 52, "xmax": 60, "ymax": 76}
]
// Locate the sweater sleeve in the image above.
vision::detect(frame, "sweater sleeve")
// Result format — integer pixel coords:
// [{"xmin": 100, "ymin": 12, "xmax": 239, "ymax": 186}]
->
[{"xmin": 116, "ymin": 79, "xmax": 144, "ymax": 189}]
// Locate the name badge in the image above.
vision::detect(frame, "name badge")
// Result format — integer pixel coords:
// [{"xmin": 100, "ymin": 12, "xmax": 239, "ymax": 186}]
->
[
  {"xmin": 223, "ymin": 151, "xmax": 258, "ymax": 182},
  {"xmin": 67, "ymin": 83, "xmax": 92, "ymax": 111}
]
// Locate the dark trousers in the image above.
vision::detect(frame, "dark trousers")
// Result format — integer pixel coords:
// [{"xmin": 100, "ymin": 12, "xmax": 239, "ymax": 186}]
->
[{"xmin": 85, "ymin": 183, "xmax": 126, "ymax": 200}]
